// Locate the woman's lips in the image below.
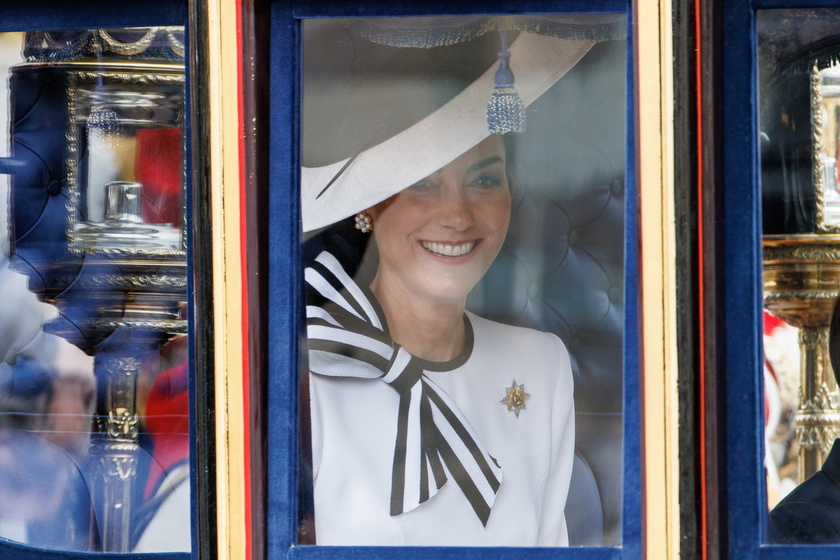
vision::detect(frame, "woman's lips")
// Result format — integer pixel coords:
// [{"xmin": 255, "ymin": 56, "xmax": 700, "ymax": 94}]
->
[{"xmin": 419, "ymin": 240, "xmax": 478, "ymax": 257}]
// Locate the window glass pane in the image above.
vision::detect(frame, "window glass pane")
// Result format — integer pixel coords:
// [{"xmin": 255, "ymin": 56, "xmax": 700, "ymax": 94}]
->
[
  {"xmin": 0, "ymin": 28, "xmax": 191, "ymax": 553},
  {"xmin": 298, "ymin": 14, "xmax": 626, "ymax": 547},
  {"xmin": 759, "ymin": 8, "xmax": 840, "ymax": 545}
]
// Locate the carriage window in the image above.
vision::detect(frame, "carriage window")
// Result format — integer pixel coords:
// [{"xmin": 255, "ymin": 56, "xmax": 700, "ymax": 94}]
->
[
  {"xmin": 759, "ymin": 8, "xmax": 840, "ymax": 545},
  {"xmin": 298, "ymin": 14, "xmax": 627, "ymax": 547},
  {"xmin": 0, "ymin": 28, "xmax": 191, "ymax": 553}
]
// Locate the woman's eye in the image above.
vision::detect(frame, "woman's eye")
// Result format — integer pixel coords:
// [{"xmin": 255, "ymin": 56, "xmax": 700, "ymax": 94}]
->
[
  {"xmin": 471, "ymin": 174, "xmax": 503, "ymax": 189},
  {"xmin": 407, "ymin": 178, "xmax": 434, "ymax": 191}
]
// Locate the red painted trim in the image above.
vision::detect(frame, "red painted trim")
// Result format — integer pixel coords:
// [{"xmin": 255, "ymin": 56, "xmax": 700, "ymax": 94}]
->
[
  {"xmin": 235, "ymin": 0, "xmax": 253, "ymax": 558},
  {"xmin": 694, "ymin": 0, "xmax": 707, "ymax": 557}
]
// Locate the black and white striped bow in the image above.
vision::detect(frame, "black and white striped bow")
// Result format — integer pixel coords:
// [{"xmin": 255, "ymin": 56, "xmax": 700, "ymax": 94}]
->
[{"xmin": 305, "ymin": 249, "xmax": 503, "ymax": 525}]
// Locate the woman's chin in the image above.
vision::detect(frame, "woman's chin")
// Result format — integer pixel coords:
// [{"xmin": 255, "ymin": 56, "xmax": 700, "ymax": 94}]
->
[{"xmin": 410, "ymin": 271, "xmax": 485, "ymax": 304}]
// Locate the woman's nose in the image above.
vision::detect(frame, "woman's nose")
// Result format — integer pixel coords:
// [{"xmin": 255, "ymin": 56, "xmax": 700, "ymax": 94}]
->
[{"xmin": 437, "ymin": 186, "xmax": 474, "ymax": 231}]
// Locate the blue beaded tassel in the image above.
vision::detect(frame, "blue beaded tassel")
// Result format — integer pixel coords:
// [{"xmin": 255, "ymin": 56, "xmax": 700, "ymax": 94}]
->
[{"xmin": 486, "ymin": 31, "xmax": 526, "ymax": 134}]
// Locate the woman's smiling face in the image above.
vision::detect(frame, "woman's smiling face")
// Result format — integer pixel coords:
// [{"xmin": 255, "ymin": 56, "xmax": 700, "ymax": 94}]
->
[{"xmin": 368, "ymin": 136, "xmax": 511, "ymax": 305}]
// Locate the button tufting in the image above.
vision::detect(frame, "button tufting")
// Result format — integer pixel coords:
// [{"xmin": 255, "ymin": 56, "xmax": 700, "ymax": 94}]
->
[
  {"xmin": 609, "ymin": 286, "xmax": 622, "ymax": 304},
  {"xmin": 47, "ymin": 179, "xmax": 62, "ymax": 196},
  {"xmin": 568, "ymin": 230, "xmax": 578, "ymax": 246},
  {"xmin": 610, "ymin": 178, "xmax": 623, "ymax": 195}
]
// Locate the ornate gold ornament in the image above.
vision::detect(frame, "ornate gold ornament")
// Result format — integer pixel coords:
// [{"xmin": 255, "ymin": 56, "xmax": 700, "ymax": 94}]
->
[
  {"xmin": 797, "ymin": 382, "xmax": 840, "ymax": 455},
  {"xmin": 763, "ymin": 234, "xmax": 840, "ymax": 328},
  {"xmin": 107, "ymin": 408, "xmax": 140, "ymax": 438},
  {"xmin": 764, "ymin": 234, "xmax": 840, "ymax": 480},
  {"xmin": 501, "ymin": 379, "xmax": 530, "ymax": 418},
  {"xmin": 99, "ymin": 451, "xmax": 138, "ymax": 481}
]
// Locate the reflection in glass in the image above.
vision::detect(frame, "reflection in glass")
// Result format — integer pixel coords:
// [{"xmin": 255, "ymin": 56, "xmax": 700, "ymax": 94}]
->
[
  {"xmin": 814, "ymin": 65, "xmax": 840, "ymax": 228},
  {"xmin": 70, "ymin": 78, "xmax": 184, "ymax": 252},
  {"xmin": 0, "ymin": 339, "xmax": 95, "ymax": 550},
  {"xmin": 299, "ymin": 15, "xmax": 626, "ymax": 547},
  {"xmin": 0, "ymin": 28, "xmax": 190, "ymax": 552},
  {"xmin": 759, "ymin": 8, "xmax": 840, "ymax": 545}
]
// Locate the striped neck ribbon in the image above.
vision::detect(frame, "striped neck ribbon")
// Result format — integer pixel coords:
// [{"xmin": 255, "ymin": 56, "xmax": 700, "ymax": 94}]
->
[{"xmin": 305, "ymin": 249, "xmax": 503, "ymax": 525}]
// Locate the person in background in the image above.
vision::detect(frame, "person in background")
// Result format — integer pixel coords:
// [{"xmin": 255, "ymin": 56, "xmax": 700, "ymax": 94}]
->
[
  {"xmin": 0, "ymin": 334, "xmax": 94, "ymax": 550},
  {"xmin": 132, "ymin": 360, "xmax": 190, "ymax": 553}
]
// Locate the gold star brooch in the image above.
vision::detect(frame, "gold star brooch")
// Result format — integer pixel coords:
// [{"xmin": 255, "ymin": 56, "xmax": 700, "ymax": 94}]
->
[{"xmin": 501, "ymin": 379, "xmax": 530, "ymax": 418}]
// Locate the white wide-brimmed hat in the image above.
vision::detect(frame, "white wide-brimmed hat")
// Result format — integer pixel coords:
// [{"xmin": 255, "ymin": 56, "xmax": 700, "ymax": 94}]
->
[{"xmin": 301, "ymin": 16, "xmax": 624, "ymax": 232}]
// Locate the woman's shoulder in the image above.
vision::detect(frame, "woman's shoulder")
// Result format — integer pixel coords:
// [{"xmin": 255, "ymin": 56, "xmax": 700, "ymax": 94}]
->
[
  {"xmin": 463, "ymin": 313, "xmax": 573, "ymax": 399},
  {"xmin": 465, "ymin": 312, "xmax": 570, "ymax": 362}
]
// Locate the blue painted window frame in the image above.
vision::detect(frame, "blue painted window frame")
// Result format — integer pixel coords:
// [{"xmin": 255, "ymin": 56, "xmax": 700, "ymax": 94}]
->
[
  {"xmin": 722, "ymin": 0, "xmax": 840, "ymax": 558},
  {"xmin": 266, "ymin": 1, "xmax": 641, "ymax": 558},
  {"xmin": 0, "ymin": 1, "xmax": 195, "ymax": 559}
]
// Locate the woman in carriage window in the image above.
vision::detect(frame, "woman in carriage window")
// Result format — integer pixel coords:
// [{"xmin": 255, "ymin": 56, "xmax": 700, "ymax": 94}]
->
[{"xmin": 299, "ymin": 15, "xmax": 622, "ymax": 546}]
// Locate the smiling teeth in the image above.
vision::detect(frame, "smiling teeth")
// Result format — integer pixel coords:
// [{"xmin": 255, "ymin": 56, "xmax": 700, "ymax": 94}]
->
[{"xmin": 421, "ymin": 241, "xmax": 476, "ymax": 257}]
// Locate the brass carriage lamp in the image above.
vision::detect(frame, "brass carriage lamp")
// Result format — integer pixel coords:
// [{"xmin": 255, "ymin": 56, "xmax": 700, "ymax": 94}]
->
[{"xmin": 3, "ymin": 28, "xmax": 188, "ymax": 552}]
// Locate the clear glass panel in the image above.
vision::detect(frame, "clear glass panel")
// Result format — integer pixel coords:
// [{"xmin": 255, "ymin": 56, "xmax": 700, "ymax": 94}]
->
[
  {"xmin": 0, "ymin": 28, "xmax": 190, "ymax": 553},
  {"xmin": 70, "ymin": 81, "xmax": 185, "ymax": 252},
  {"xmin": 759, "ymin": 8, "xmax": 840, "ymax": 545},
  {"xmin": 298, "ymin": 14, "xmax": 626, "ymax": 547}
]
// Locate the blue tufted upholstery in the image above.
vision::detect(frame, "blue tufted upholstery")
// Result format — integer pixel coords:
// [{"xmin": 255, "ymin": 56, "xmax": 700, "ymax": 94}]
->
[{"xmin": 8, "ymin": 67, "xmax": 86, "ymax": 303}]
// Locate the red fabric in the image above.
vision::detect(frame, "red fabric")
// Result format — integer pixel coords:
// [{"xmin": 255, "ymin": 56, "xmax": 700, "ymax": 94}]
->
[
  {"xmin": 763, "ymin": 311, "xmax": 786, "ymax": 336},
  {"xmin": 764, "ymin": 365, "xmax": 772, "ymax": 425},
  {"xmin": 135, "ymin": 127, "xmax": 183, "ymax": 226},
  {"xmin": 143, "ymin": 362, "xmax": 189, "ymax": 500}
]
